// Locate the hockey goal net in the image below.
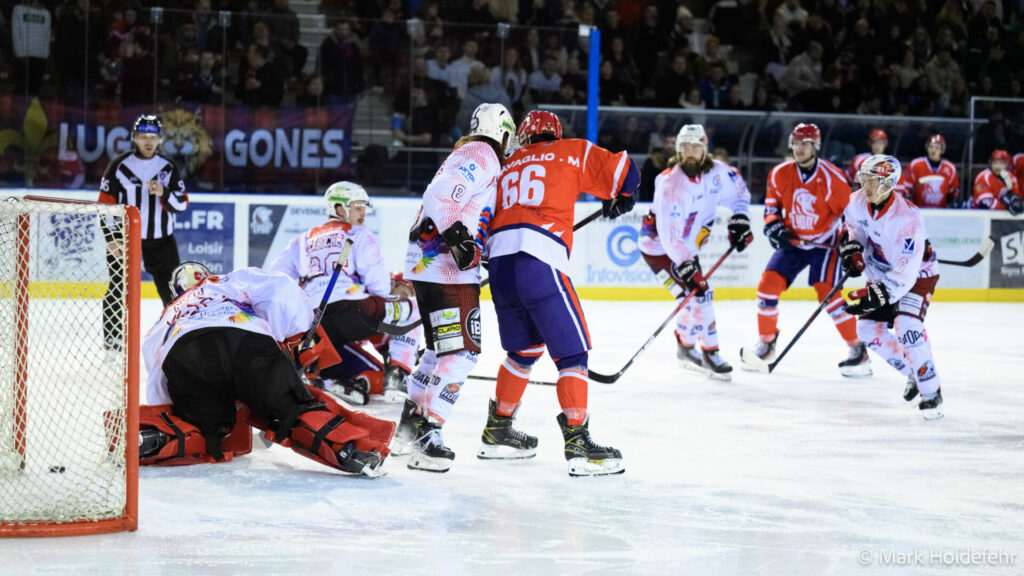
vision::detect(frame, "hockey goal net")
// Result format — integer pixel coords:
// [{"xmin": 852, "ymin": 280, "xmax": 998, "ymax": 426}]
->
[{"xmin": 0, "ymin": 196, "xmax": 139, "ymax": 537}]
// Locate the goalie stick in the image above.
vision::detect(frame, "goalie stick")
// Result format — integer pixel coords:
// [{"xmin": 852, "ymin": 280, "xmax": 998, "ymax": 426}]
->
[
  {"xmin": 586, "ymin": 245, "xmax": 737, "ymax": 384},
  {"xmin": 738, "ymin": 274, "xmax": 847, "ymax": 375},
  {"xmin": 378, "ymin": 207, "xmax": 605, "ymax": 336},
  {"xmin": 797, "ymin": 236, "xmax": 995, "ymax": 267}
]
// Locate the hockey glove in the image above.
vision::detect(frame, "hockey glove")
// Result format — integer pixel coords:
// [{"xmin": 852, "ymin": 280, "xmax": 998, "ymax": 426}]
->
[
  {"xmin": 409, "ymin": 218, "xmax": 439, "ymax": 244},
  {"xmin": 442, "ymin": 221, "xmax": 482, "ymax": 271},
  {"xmin": 282, "ymin": 325, "xmax": 341, "ymax": 379},
  {"xmin": 671, "ymin": 258, "xmax": 709, "ymax": 294},
  {"xmin": 1002, "ymin": 192, "xmax": 1024, "ymax": 216},
  {"xmin": 846, "ymin": 282, "xmax": 890, "ymax": 316},
  {"xmin": 389, "ymin": 272, "xmax": 415, "ymax": 300},
  {"xmin": 602, "ymin": 193, "xmax": 636, "ymax": 220},
  {"xmin": 839, "ymin": 237, "xmax": 865, "ymax": 278},
  {"xmin": 727, "ymin": 214, "xmax": 753, "ymax": 252},
  {"xmin": 764, "ymin": 219, "xmax": 794, "ymax": 251}
]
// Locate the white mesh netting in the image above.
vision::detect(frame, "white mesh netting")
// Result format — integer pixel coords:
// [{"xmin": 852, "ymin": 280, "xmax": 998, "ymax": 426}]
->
[{"xmin": 1, "ymin": 198, "xmax": 133, "ymax": 526}]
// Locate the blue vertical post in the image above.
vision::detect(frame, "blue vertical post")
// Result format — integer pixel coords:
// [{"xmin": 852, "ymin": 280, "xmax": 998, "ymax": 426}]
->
[{"xmin": 586, "ymin": 27, "xmax": 600, "ymax": 144}]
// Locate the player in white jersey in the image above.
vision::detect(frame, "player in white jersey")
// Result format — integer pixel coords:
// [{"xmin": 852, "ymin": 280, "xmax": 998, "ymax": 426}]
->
[
  {"xmin": 139, "ymin": 263, "xmax": 396, "ymax": 475},
  {"xmin": 400, "ymin": 103, "xmax": 515, "ymax": 472},
  {"xmin": 270, "ymin": 181, "xmax": 421, "ymax": 405},
  {"xmin": 840, "ymin": 155, "xmax": 944, "ymax": 419},
  {"xmin": 639, "ymin": 124, "xmax": 753, "ymax": 381}
]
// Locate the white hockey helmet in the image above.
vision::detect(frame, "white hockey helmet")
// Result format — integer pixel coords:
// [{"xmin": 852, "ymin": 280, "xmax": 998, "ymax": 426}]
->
[
  {"xmin": 857, "ymin": 154, "xmax": 901, "ymax": 193},
  {"xmin": 468, "ymin": 103, "xmax": 516, "ymax": 153},
  {"xmin": 675, "ymin": 124, "xmax": 708, "ymax": 154},
  {"xmin": 324, "ymin": 181, "xmax": 373, "ymax": 219},
  {"xmin": 169, "ymin": 261, "xmax": 212, "ymax": 299}
]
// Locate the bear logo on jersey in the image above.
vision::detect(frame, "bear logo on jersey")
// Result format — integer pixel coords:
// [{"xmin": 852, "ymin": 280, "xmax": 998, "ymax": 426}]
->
[{"xmin": 790, "ymin": 188, "xmax": 820, "ymax": 232}]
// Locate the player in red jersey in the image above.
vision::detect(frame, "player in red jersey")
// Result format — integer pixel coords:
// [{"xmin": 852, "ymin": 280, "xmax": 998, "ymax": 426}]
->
[
  {"xmin": 478, "ymin": 110, "xmax": 638, "ymax": 476},
  {"xmin": 973, "ymin": 149, "xmax": 1024, "ymax": 215},
  {"xmin": 847, "ymin": 129, "xmax": 888, "ymax": 182},
  {"xmin": 905, "ymin": 135, "xmax": 960, "ymax": 208},
  {"xmin": 740, "ymin": 123, "xmax": 871, "ymax": 377}
]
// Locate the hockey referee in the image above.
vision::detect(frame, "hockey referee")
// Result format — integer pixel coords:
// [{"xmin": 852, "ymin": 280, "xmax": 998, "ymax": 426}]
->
[{"xmin": 99, "ymin": 114, "xmax": 189, "ymax": 351}]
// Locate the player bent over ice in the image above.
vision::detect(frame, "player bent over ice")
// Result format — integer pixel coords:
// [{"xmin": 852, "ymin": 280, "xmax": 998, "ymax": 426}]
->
[
  {"xmin": 270, "ymin": 181, "xmax": 422, "ymax": 405},
  {"xmin": 841, "ymin": 155, "xmax": 944, "ymax": 419},
  {"xmin": 479, "ymin": 110, "xmax": 638, "ymax": 476},
  {"xmin": 138, "ymin": 262, "xmax": 395, "ymax": 476},
  {"xmin": 638, "ymin": 124, "xmax": 753, "ymax": 381},
  {"xmin": 399, "ymin": 103, "xmax": 515, "ymax": 472}
]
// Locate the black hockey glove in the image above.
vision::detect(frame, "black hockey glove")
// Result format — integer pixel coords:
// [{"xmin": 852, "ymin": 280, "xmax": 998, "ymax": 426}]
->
[
  {"xmin": 764, "ymin": 219, "xmax": 794, "ymax": 250},
  {"xmin": 839, "ymin": 237, "xmax": 865, "ymax": 278},
  {"xmin": 1002, "ymin": 192, "xmax": 1024, "ymax": 216},
  {"xmin": 602, "ymin": 193, "xmax": 635, "ymax": 220},
  {"xmin": 442, "ymin": 221, "xmax": 481, "ymax": 271},
  {"xmin": 846, "ymin": 282, "xmax": 890, "ymax": 316},
  {"xmin": 727, "ymin": 214, "xmax": 753, "ymax": 252},
  {"xmin": 671, "ymin": 258, "xmax": 709, "ymax": 295}
]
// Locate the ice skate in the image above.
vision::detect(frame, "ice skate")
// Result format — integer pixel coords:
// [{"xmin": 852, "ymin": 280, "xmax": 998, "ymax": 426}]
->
[
  {"xmin": 838, "ymin": 342, "xmax": 872, "ymax": 377},
  {"xmin": 138, "ymin": 428, "xmax": 167, "ymax": 459},
  {"xmin": 557, "ymin": 413, "xmax": 624, "ymax": 477},
  {"xmin": 702, "ymin": 349, "xmax": 733, "ymax": 381},
  {"xmin": 477, "ymin": 399, "xmax": 538, "ymax": 460},
  {"xmin": 740, "ymin": 332, "xmax": 778, "ymax": 372},
  {"xmin": 336, "ymin": 442, "xmax": 385, "ymax": 478},
  {"xmin": 323, "ymin": 376, "xmax": 370, "ymax": 406},
  {"xmin": 390, "ymin": 398, "xmax": 424, "ymax": 456},
  {"xmin": 919, "ymin": 389, "xmax": 943, "ymax": 420},
  {"xmin": 382, "ymin": 365, "xmax": 409, "ymax": 403},
  {"xmin": 903, "ymin": 374, "xmax": 919, "ymax": 402},
  {"xmin": 677, "ymin": 341, "xmax": 705, "ymax": 372},
  {"xmin": 408, "ymin": 420, "xmax": 455, "ymax": 473}
]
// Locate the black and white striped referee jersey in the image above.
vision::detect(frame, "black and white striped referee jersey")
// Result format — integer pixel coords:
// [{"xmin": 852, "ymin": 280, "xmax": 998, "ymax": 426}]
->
[{"xmin": 98, "ymin": 151, "xmax": 189, "ymax": 240}]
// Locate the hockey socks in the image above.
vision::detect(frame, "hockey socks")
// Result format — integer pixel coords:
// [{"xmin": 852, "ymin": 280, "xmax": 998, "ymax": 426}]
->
[{"xmin": 556, "ymin": 367, "xmax": 589, "ymax": 426}]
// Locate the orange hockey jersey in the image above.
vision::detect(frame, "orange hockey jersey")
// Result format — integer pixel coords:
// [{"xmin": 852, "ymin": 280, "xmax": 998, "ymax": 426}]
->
[
  {"xmin": 489, "ymin": 138, "xmax": 632, "ymax": 272},
  {"xmin": 905, "ymin": 156, "xmax": 959, "ymax": 208},
  {"xmin": 764, "ymin": 158, "xmax": 851, "ymax": 246},
  {"xmin": 972, "ymin": 168, "xmax": 1021, "ymax": 210}
]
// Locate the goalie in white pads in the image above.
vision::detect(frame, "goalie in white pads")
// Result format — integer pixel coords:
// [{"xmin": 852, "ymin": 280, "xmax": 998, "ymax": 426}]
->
[
  {"xmin": 139, "ymin": 262, "xmax": 396, "ymax": 476},
  {"xmin": 841, "ymin": 155, "xmax": 944, "ymax": 419},
  {"xmin": 639, "ymin": 124, "xmax": 753, "ymax": 381},
  {"xmin": 270, "ymin": 181, "xmax": 422, "ymax": 405}
]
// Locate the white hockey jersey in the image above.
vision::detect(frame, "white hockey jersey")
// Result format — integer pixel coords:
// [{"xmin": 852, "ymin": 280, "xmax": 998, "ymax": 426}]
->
[
  {"xmin": 269, "ymin": 219, "xmax": 390, "ymax": 304},
  {"xmin": 639, "ymin": 160, "xmax": 751, "ymax": 263},
  {"xmin": 405, "ymin": 141, "xmax": 499, "ymax": 284},
  {"xmin": 142, "ymin": 268, "xmax": 313, "ymax": 405},
  {"xmin": 843, "ymin": 190, "xmax": 938, "ymax": 301}
]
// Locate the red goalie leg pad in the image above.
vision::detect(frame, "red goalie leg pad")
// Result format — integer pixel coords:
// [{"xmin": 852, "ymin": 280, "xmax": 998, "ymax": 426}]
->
[
  {"xmin": 307, "ymin": 385, "xmax": 396, "ymax": 453},
  {"xmin": 137, "ymin": 404, "xmax": 222, "ymax": 466}
]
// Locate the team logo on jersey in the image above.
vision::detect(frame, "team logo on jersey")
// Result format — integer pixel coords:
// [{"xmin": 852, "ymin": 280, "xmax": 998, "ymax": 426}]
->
[
  {"xmin": 866, "ymin": 237, "xmax": 891, "ymax": 270},
  {"xmin": 466, "ymin": 307, "xmax": 482, "ymax": 346},
  {"xmin": 682, "ymin": 211, "xmax": 698, "ymax": 239},
  {"xmin": 902, "ymin": 238, "xmax": 916, "ymax": 254},
  {"xmin": 790, "ymin": 188, "xmax": 820, "ymax": 231}
]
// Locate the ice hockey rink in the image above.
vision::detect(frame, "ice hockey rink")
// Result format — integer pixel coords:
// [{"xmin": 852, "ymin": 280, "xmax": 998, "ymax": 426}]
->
[{"xmin": 4, "ymin": 298, "xmax": 1023, "ymax": 576}]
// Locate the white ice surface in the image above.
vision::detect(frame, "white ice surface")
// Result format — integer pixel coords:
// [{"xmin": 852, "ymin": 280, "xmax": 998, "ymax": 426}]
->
[{"xmin": 3, "ymin": 299, "xmax": 1024, "ymax": 576}]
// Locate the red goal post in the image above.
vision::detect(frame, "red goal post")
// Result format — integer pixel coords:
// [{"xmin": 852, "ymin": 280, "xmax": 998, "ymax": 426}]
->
[{"xmin": 0, "ymin": 195, "xmax": 140, "ymax": 537}]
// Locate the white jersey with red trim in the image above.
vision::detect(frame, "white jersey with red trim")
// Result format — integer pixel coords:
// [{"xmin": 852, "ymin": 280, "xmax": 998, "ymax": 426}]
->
[
  {"xmin": 142, "ymin": 267, "xmax": 313, "ymax": 405},
  {"xmin": 405, "ymin": 141, "xmax": 500, "ymax": 284},
  {"xmin": 639, "ymin": 160, "xmax": 750, "ymax": 263},
  {"xmin": 843, "ymin": 190, "xmax": 938, "ymax": 301},
  {"xmin": 269, "ymin": 219, "xmax": 389, "ymax": 304}
]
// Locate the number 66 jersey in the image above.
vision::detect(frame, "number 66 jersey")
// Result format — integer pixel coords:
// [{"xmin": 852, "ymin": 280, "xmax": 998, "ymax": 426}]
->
[{"xmin": 488, "ymin": 139, "xmax": 632, "ymax": 271}]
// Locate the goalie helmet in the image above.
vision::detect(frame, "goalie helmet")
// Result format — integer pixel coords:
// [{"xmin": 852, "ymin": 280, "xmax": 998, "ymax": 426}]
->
[
  {"xmin": 169, "ymin": 261, "xmax": 212, "ymax": 299},
  {"xmin": 675, "ymin": 124, "xmax": 708, "ymax": 154},
  {"xmin": 324, "ymin": 181, "xmax": 373, "ymax": 219},
  {"xmin": 857, "ymin": 154, "xmax": 901, "ymax": 193},
  {"xmin": 788, "ymin": 123, "xmax": 821, "ymax": 151},
  {"xmin": 468, "ymin": 103, "xmax": 516, "ymax": 153},
  {"xmin": 517, "ymin": 110, "xmax": 562, "ymax": 144}
]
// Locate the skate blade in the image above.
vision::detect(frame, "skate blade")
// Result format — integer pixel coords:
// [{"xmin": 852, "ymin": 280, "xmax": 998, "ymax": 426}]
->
[
  {"xmin": 567, "ymin": 457, "xmax": 625, "ymax": 477},
  {"xmin": 838, "ymin": 363, "xmax": 873, "ymax": 378},
  {"xmin": 920, "ymin": 406, "xmax": 944, "ymax": 420},
  {"xmin": 382, "ymin": 389, "xmax": 409, "ymax": 404},
  {"xmin": 389, "ymin": 436, "xmax": 414, "ymax": 456},
  {"xmin": 679, "ymin": 358, "xmax": 708, "ymax": 373},
  {"xmin": 477, "ymin": 444, "xmax": 538, "ymax": 460},
  {"xmin": 407, "ymin": 454, "xmax": 452, "ymax": 473},
  {"xmin": 706, "ymin": 370, "xmax": 732, "ymax": 382},
  {"xmin": 739, "ymin": 347, "xmax": 772, "ymax": 373},
  {"xmin": 358, "ymin": 462, "xmax": 388, "ymax": 478},
  {"xmin": 325, "ymin": 385, "xmax": 369, "ymax": 406}
]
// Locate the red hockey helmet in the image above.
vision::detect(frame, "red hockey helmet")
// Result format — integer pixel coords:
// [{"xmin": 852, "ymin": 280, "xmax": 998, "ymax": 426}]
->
[
  {"xmin": 927, "ymin": 134, "xmax": 946, "ymax": 153},
  {"xmin": 869, "ymin": 129, "xmax": 888, "ymax": 142},
  {"xmin": 517, "ymin": 110, "xmax": 562, "ymax": 144},
  {"xmin": 789, "ymin": 123, "xmax": 821, "ymax": 151},
  {"xmin": 990, "ymin": 149, "xmax": 1010, "ymax": 164}
]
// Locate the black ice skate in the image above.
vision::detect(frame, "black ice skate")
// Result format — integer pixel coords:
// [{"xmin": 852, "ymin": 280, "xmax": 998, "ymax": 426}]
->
[
  {"xmin": 557, "ymin": 413, "xmax": 624, "ymax": 477},
  {"xmin": 677, "ymin": 341, "xmax": 705, "ymax": 372},
  {"xmin": 408, "ymin": 420, "xmax": 455, "ymax": 473},
  {"xmin": 919, "ymin": 389, "xmax": 943, "ymax": 420},
  {"xmin": 138, "ymin": 428, "xmax": 167, "ymax": 459},
  {"xmin": 390, "ymin": 398, "xmax": 425, "ymax": 456},
  {"xmin": 702, "ymin": 349, "xmax": 733, "ymax": 381},
  {"xmin": 336, "ymin": 442, "xmax": 385, "ymax": 478},
  {"xmin": 903, "ymin": 375, "xmax": 919, "ymax": 402},
  {"xmin": 324, "ymin": 376, "xmax": 370, "ymax": 406},
  {"xmin": 382, "ymin": 364, "xmax": 409, "ymax": 403},
  {"xmin": 477, "ymin": 399, "xmax": 538, "ymax": 460},
  {"xmin": 740, "ymin": 332, "xmax": 778, "ymax": 372},
  {"xmin": 838, "ymin": 342, "xmax": 873, "ymax": 377}
]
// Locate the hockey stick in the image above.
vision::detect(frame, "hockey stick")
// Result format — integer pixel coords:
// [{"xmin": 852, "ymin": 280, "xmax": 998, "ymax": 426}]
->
[
  {"xmin": 936, "ymin": 236, "xmax": 994, "ymax": 267},
  {"xmin": 739, "ymin": 274, "xmax": 848, "ymax": 375},
  {"xmin": 586, "ymin": 246, "xmax": 737, "ymax": 384},
  {"xmin": 303, "ymin": 238, "xmax": 355, "ymax": 346},
  {"xmin": 468, "ymin": 374, "xmax": 557, "ymax": 387},
  {"xmin": 378, "ymin": 207, "xmax": 605, "ymax": 336}
]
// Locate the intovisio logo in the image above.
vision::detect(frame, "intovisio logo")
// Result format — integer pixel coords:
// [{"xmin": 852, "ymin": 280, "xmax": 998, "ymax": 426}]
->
[{"xmin": 606, "ymin": 225, "xmax": 640, "ymax": 267}]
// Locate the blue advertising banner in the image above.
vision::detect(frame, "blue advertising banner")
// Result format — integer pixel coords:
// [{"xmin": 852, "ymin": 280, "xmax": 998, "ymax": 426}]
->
[{"xmin": 139, "ymin": 201, "xmax": 235, "ymax": 280}]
